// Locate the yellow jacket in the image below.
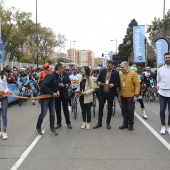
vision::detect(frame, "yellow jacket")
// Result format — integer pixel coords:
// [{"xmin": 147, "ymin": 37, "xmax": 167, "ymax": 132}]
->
[{"xmin": 119, "ymin": 69, "xmax": 140, "ymax": 97}]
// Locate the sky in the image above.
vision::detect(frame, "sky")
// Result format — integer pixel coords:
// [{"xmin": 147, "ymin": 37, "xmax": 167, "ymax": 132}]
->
[{"xmin": 3, "ymin": 0, "xmax": 170, "ymax": 57}]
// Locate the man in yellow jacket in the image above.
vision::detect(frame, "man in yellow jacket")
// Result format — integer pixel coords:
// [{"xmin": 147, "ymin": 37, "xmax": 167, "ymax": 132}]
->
[{"xmin": 119, "ymin": 61, "xmax": 140, "ymax": 131}]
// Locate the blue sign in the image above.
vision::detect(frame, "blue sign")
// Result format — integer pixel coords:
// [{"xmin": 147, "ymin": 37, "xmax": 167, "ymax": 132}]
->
[
  {"xmin": 133, "ymin": 25, "xmax": 146, "ymax": 63},
  {"xmin": 0, "ymin": 37, "xmax": 4, "ymax": 63},
  {"xmin": 155, "ymin": 38, "xmax": 169, "ymax": 68}
]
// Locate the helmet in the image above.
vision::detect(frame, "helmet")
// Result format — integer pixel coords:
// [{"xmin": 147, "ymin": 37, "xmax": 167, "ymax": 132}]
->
[
  {"xmin": 146, "ymin": 67, "xmax": 151, "ymax": 71},
  {"xmin": 130, "ymin": 66, "xmax": 137, "ymax": 72},
  {"xmin": 43, "ymin": 63, "xmax": 49, "ymax": 69}
]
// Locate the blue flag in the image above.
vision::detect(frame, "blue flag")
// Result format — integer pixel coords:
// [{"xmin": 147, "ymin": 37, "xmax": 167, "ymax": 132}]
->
[
  {"xmin": 133, "ymin": 25, "xmax": 146, "ymax": 62},
  {"xmin": 155, "ymin": 38, "xmax": 169, "ymax": 68},
  {"xmin": 0, "ymin": 37, "xmax": 4, "ymax": 63}
]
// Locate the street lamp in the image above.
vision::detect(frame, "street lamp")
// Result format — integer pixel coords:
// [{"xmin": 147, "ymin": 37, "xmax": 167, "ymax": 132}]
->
[
  {"xmin": 111, "ymin": 39, "xmax": 117, "ymax": 53},
  {"xmin": 36, "ymin": 0, "xmax": 39, "ymax": 67}
]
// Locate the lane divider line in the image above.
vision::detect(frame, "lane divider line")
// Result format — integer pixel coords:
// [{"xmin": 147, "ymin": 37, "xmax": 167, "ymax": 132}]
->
[
  {"xmin": 135, "ymin": 112, "xmax": 170, "ymax": 151},
  {"xmin": 10, "ymin": 130, "xmax": 45, "ymax": 170}
]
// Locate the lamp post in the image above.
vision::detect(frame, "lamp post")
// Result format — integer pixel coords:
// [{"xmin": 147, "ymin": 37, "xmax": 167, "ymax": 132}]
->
[
  {"xmin": 36, "ymin": 0, "xmax": 39, "ymax": 67},
  {"xmin": 111, "ymin": 39, "xmax": 117, "ymax": 53}
]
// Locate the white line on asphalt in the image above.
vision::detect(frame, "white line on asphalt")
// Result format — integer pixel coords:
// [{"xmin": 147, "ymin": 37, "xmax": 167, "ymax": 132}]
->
[
  {"xmin": 145, "ymin": 104, "xmax": 159, "ymax": 115},
  {"xmin": 135, "ymin": 112, "xmax": 170, "ymax": 151},
  {"xmin": 10, "ymin": 130, "xmax": 45, "ymax": 170}
]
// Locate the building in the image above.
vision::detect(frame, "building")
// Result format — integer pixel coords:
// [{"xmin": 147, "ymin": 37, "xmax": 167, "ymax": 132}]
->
[{"xmin": 94, "ymin": 57, "xmax": 102, "ymax": 67}]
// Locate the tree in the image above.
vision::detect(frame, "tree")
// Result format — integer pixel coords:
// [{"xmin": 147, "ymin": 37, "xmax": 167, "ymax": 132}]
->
[{"xmin": 118, "ymin": 19, "xmax": 138, "ymax": 63}]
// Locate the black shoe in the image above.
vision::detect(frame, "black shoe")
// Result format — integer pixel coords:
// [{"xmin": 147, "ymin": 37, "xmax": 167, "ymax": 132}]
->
[
  {"xmin": 106, "ymin": 123, "xmax": 111, "ymax": 129},
  {"xmin": 93, "ymin": 123, "xmax": 102, "ymax": 129},
  {"xmin": 128, "ymin": 125, "xmax": 133, "ymax": 131},
  {"xmin": 32, "ymin": 102, "xmax": 35, "ymax": 105},
  {"xmin": 50, "ymin": 128, "xmax": 58, "ymax": 136},
  {"xmin": 119, "ymin": 124, "xmax": 128, "ymax": 130},
  {"xmin": 55, "ymin": 124, "xmax": 62, "ymax": 129},
  {"xmin": 67, "ymin": 123, "xmax": 73, "ymax": 129},
  {"xmin": 36, "ymin": 128, "xmax": 43, "ymax": 135}
]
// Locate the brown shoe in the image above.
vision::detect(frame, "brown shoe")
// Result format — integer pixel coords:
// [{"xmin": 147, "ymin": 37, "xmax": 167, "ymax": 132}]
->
[
  {"xmin": 119, "ymin": 124, "xmax": 128, "ymax": 129},
  {"xmin": 67, "ymin": 123, "xmax": 72, "ymax": 129},
  {"xmin": 55, "ymin": 124, "xmax": 62, "ymax": 129},
  {"xmin": 106, "ymin": 123, "xmax": 111, "ymax": 130},
  {"xmin": 93, "ymin": 123, "xmax": 102, "ymax": 129}
]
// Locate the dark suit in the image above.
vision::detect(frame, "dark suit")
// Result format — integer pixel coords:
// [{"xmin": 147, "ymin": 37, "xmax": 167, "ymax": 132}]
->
[
  {"xmin": 55, "ymin": 71, "xmax": 71, "ymax": 125},
  {"xmin": 97, "ymin": 69, "xmax": 120, "ymax": 124}
]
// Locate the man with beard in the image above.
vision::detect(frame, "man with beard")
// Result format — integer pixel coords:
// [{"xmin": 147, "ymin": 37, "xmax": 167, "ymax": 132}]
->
[
  {"xmin": 157, "ymin": 52, "xmax": 170, "ymax": 135},
  {"xmin": 93, "ymin": 60, "xmax": 120, "ymax": 129}
]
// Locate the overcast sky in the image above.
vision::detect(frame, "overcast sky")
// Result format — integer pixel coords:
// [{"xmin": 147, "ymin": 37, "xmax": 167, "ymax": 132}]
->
[{"xmin": 3, "ymin": 0, "xmax": 170, "ymax": 57}]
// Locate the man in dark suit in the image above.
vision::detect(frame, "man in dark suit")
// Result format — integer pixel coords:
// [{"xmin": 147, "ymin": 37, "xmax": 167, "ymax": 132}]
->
[
  {"xmin": 93, "ymin": 60, "xmax": 120, "ymax": 129},
  {"xmin": 55, "ymin": 68, "xmax": 72, "ymax": 129}
]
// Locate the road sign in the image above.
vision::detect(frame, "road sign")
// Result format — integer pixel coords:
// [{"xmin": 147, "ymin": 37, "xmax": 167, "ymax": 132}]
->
[{"xmin": 0, "ymin": 37, "xmax": 4, "ymax": 63}]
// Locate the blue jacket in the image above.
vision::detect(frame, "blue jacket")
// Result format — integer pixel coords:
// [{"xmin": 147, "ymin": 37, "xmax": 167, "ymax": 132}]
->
[{"xmin": 40, "ymin": 71, "xmax": 59, "ymax": 95}]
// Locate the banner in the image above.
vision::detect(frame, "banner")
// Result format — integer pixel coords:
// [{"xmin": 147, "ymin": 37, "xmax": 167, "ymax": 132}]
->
[
  {"xmin": 0, "ymin": 37, "xmax": 4, "ymax": 63},
  {"xmin": 155, "ymin": 38, "xmax": 169, "ymax": 68},
  {"xmin": 133, "ymin": 25, "xmax": 145, "ymax": 62}
]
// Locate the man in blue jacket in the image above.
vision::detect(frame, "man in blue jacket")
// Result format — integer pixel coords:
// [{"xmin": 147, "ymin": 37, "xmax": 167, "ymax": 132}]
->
[{"xmin": 36, "ymin": 63, "xmax": 64, "ymax": 136}]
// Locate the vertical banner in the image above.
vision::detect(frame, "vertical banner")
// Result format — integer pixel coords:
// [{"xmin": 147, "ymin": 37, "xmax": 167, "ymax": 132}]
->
[
  {"xmin": 155, "ymin": 38, "xmax": 169, "ymax": 68},
  {"xmin": 133, "ymin": 25, "xmax": 146, "ymax": 62},
  {"xmin": 0, "ymin": 37, "xmax": 4, "ymax": 63}
]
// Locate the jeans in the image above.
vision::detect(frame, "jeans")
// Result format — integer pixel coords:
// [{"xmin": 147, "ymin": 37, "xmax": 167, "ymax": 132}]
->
[
  {"xmin": 80, "ymin": 102, "xmax": 92, "ymax": 123},
  {"xmin": 121, "ymin": 97, "xmax": 135, "ymax": 125},
  {"xmin": 36, "ymin": 97, "xmax": 55, "ymax": 129},
  {"xmin": 159, "ymin": 94, "xmax": 170, "ymax": 125},
  {"xmin": 0, "ymin": 97, "xmax": 8, "ymax": 129}
]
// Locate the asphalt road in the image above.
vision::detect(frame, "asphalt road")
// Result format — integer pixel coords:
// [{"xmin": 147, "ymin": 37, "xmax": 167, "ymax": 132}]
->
[{"xmin": 0, "ymin": 98, "xmax": 170, "ymax": 170}]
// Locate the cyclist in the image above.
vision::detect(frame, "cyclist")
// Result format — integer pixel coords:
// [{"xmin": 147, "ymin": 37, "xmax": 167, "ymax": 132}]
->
[
  {"xmin": 68, "ymin": 68, "xmax": 81, "ymax": 111},
  {"xmin": 37, "ymin": 63, "xmax": 53, "ymax": 87},
  {"xmin": 130, "ymin": 66, "xmax": 147, "ymax": 119},
  {"xmin": 17, "ymin": 71, "xmax": 35, "ymax": 105},
  {"xmin": 142, "ymin": 67, "xmax": 154, "ymax": 102}
]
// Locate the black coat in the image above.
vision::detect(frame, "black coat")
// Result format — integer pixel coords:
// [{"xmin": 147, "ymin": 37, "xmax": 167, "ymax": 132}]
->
[
  {"xmin": 58, "ymin": 71, "xmax": 71, "ymax": 99},
  {"xmin": 97, "ymin": 69, "xmax": 120, "ymax": 97}
]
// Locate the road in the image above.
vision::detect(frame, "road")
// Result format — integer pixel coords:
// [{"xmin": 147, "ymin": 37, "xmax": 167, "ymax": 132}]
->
[{"xmin": 0, "ymin": 98, "xmax": 170, "ymax": 170}]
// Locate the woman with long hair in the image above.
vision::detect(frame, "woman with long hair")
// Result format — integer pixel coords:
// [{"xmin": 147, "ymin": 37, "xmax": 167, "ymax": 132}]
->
[
  {"xmin": 75, "ymin": 66, "xmax": 94, "ymax": 129},
  {"xmin": 0, "ymin": 70, "xmax": 10, "ymax": 140}
]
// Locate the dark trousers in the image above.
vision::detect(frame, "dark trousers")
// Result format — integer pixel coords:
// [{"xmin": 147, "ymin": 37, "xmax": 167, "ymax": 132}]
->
[
  {"xmin": 159, "ymin": 94, "xmax": 170, "ymax": 125},
  {"xmin": 36, "ymin": 97, "xmax": 55, "ymax": 128},
  {"xmin": 121, "ymin": 97, "xmax": 135, "ymax": 125},
  {"xmin": 80, "ymin": 102, "xmax": 92, "ymax": 123},
  {"xmin": 138, "ymin": 99, "xmax": 144, "ymax": 109},
  {"xmin": 98, "ymin": 92, "xmax": 114, "ymax": 124},
  {"xmin": 55, "ymin": 93, "xmax": 71, "ymax": 125}
]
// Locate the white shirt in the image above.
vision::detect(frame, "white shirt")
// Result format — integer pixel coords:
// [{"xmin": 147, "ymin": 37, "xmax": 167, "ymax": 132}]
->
[
  {"xmin": 0, "ymin": 76, "xmax": 10, "ymax": 92},
  {"xmin": 157, "ymin": 64, "xmax": 170, "ymax": 97}
]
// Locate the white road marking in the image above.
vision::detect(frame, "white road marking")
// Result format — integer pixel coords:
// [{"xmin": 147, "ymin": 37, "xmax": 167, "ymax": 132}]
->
[
  {"xmin": 135, "ymin": 112, "xmax": 170, "ymax": 151},
  {"xmin": 145, "ymin": 104, "xmax": 159, "ymax": 115},
  {"xmin": 10, "ymin": 130, "xmax": 45, "ymax": 170}
]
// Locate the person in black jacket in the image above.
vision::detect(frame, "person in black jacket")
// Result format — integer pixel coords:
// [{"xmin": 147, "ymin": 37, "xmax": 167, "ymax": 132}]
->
[
  {"xmin": 36, "ymin": 63, "xmax": 64, "ymax": 136},
  {"xmin": 93, "ymin": 60, "xmax": 120, "ymax": 129},
  {"xmin": 55, "ymin": 68, "xmax": 72, "ymax": 129}
]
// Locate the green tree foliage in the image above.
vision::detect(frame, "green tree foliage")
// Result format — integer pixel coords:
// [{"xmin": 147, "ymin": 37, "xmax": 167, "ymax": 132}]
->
[{"xmin": 118, "ymin": 19, "xmax": 138, "ymax": 62}]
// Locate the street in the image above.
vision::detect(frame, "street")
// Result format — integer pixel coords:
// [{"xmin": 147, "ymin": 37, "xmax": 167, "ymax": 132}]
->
[{"xmin": 0, "ymin": 98, "xmax": 170, "ymax": 170}]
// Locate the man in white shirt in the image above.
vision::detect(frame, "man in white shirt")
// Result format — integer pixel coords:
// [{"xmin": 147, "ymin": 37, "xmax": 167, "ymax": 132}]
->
[{"xmin": 157, "ymin": 52, "xmax": 170, "ymax": 135}]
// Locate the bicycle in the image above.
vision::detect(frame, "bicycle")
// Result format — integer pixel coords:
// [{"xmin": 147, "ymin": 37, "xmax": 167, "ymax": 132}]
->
[
  {"xmin": 18, "ymin": 85, "xmax": 29, "ymax": 106},
  {"xmin": 71, "ymin": 92, "xmax": 78, "ymax": 119}
]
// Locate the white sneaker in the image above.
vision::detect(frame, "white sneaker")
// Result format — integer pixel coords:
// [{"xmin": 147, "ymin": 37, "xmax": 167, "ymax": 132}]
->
[
  {"xmin": 86, "ymin": 123, "xmax": 90, "ymax": 130},
  {"xmin": 81, "ymin": 122, "xmax": 86, "ymax": 129},
  {"xmin": 143, "ymin": 113, "xmax": 147, "ymax": 119},
  {"xmin": 69, "ymin": 106, "xmax": 72, "ymax": 112},
  {"xmin": 160, "ymin": 126, "xmax": 166, "ymax": 135},
  {"xmin": 2, "ymin": 133, "xmax": 8, "ymax": 140},
  {"xmin": 167, "ymin": 127, "xmax": 170, "ymax": 135}
]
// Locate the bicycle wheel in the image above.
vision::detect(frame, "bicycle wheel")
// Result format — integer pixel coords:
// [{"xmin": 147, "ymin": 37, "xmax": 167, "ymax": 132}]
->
[
  {"xmin": 73, "ymin": 97, "xmax": 77, "ymax": 119},
  {"xmin": 112, "ymin": 98, "xmax": 116, "ymax": 117}
]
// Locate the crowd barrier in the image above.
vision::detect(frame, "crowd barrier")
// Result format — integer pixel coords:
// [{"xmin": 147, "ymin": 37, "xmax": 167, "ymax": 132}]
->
[{"xmin": 7, "ymin": 81, "xmax": 37, "ymax": 103}]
